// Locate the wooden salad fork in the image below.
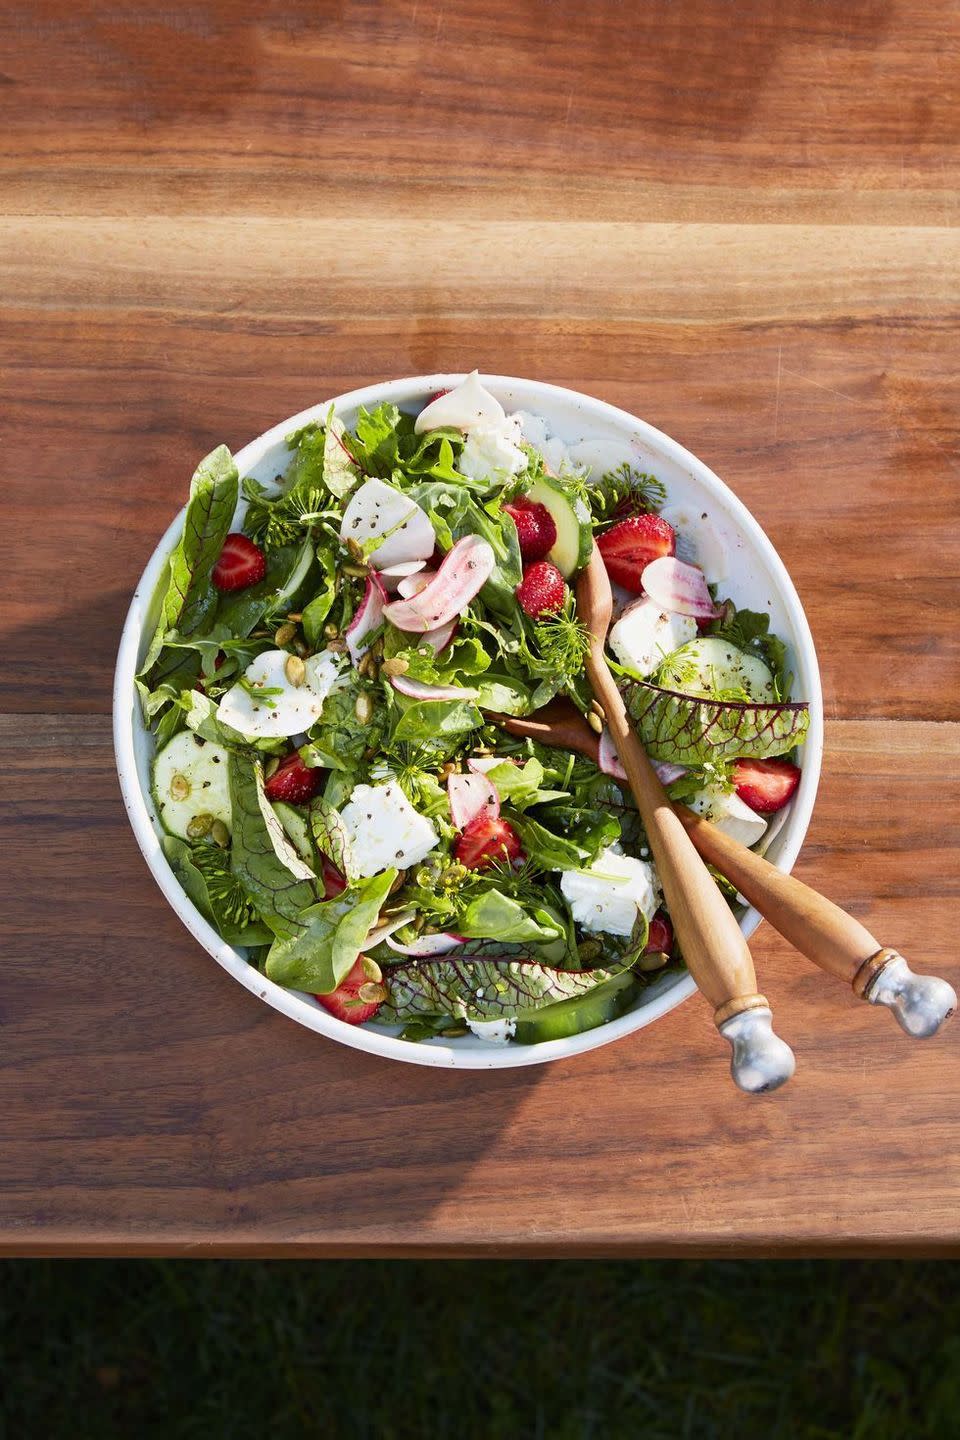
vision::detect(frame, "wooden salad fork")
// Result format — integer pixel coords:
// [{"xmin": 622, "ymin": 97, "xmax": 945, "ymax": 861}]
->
[
  {"xmin": 571, "ymin": 550, "xmax": 797, "ymax": 1093},
  {"xmin": 493, "ymin": 693, "xmax": 956, "ymax": 1045}
]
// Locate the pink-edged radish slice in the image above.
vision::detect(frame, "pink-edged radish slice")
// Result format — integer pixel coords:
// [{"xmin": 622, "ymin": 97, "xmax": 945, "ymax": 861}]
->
[
  {"xmin": 599, "ymin": 726, "xmax": 687, "ymax": 787},
  {"xmin": 345, "ymin": 573, "xmax": 387, "ymax": 666},
  {"xmin": 383, "ymin": 535, "xmax": 495, "ymax": 633},
  {"xmin": 640, "ymin": 555, "xmax": 721, "ymax": 620},
  {"xmin": 448, "ymin": 772, "xmax": 500, "ymax": 829},
  {"xmin": 397, "ymin": 568, "xmax": 435, "ymax": 600},
  {"xmin": 377, "ymin": 559, "xmax": 428, "ymax": 592},
  {"xmin": 467, "ymin": 755, "xmax": 517, "ymax": 775},
  {"xmin": 385, "ymin": 931, "xmax": 465, "ymax": 958},
  {"xmin": 339, "ymin": 478, "xmax": 435, "ymax": 569},
  {"xmin": 390, "ymin": 675, "xmax": 479, "ymax": 702}
]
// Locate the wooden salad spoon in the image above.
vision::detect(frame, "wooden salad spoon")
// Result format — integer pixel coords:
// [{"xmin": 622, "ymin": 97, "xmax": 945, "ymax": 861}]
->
[
  {"xmin": 569, "ymin": 549, "xmax": 797, "ymax": 1093},
  {"xmin": 492, "ymin": 696, "xmax": 956, "ymax": 1043}
]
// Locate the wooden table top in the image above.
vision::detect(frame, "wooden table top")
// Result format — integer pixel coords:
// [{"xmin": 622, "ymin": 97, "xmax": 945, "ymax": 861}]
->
[{"xmin": 3, "ymin": 0, "xmax": 958, "ymax": 1257}]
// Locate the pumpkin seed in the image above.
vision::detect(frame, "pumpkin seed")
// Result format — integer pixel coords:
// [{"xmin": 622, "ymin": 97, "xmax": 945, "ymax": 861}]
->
[
  {"xmin": 274, "ymin": 621, "xmax": 297, "ymax": 647},
  {"xmin": 284, "ymin": 654, "xmax": 306, "ymax": 687},
  {"xmin": 577, "ymin": 937, "xmax": 603, "ymax": 963},
  {"xmin": 639, "ymin": 951, "xmax": 669, "ymax": 972},
  {"xmin": 381, "ymin": 657, "xmax": 409, "ymax": 677},
  {"xmin": 323, "ymin": 623, "xmax": 339, "ymax": 639},
  {"xmin": 358, "ymin": 981, "xmax": 388, "ymax": 1005},
  {"xmin": 211, "ymin": 819, "xmax": 230, "ymax": 848},
  {"xmin": 586, "ymin": 711, "xmax": 604, "ymax": 734},
  {"xmin": 169, "ymin": 772, "xmax": 190, "ymax": 801},
  {"xmin": 590, "ymin": 699, "xmax": 606, "ymax": 721},
  {"xmin": 355, "ymin": 692, "xmax": 374, "ymax": 724},
  {"xmin": 286, "ymin": 611, "xmax": 303, "ymax": 623},
  {"xmin": 360, "ymin": 957, "xmax": 383, "ymax": 983},
  {"xmin": 440, "ymin": 1025, "xmax": 469, "ymax": 1039},
  {"xmin": 264, "ymin": 755, "xmax": 281, "ymax": 780},
  {"xmin": 186, "ymin": 812, "xmax": 214, "ymax": 839},
  {"xmin": 389, "ymin": 869, "xmax": 407, "ymax": 895},
  {"xmin": 346, "ymin": 537, "xmax": 365, "ymax": 563}
]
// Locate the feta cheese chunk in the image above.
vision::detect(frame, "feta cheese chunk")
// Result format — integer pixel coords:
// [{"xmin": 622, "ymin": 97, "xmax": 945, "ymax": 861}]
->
[
  {"xmin": 467, "ymin": 1017, "xmax": 517, "ymax": 1045},
  {"xmin": 560, "ymin": 847, "xmax": 660, "ymax": 938},
  {"xmin": 459, "ymin": 415, "xmax": 527, "ymax": 481},
  {"xmin": 340, "ymin": 780, "xmax": 439, "ymax": 878},
  {"xmin": 689, "ymin": 789, "xmax": 768, "ymax": 848},
  {"xmin": 415, "ymin": 369, "xmax": 505, "ymax": 434},
  {"xmin": 216, "ymin": 649, "xmax": 342, "ymax": 740},
  {"xmin": 608, "ymin": 597, "xmax": 698, "ymax": 679}
]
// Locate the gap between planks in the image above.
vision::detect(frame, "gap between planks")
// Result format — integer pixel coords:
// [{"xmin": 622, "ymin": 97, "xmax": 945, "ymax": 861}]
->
[{"xmin": 1, "ymin": 714, "xmax": 958, "ymax": 757}]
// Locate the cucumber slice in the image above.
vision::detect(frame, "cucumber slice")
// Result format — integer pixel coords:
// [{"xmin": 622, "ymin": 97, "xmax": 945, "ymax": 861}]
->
[
  {"xmin": 526, "ymin": 474, "xmax": 593, "ymax": 578},
  {"xmin": 656, "ymin": 636, "xmax": 775, "ymax": 701},
  {"xmin": 513, "ymin": 971, "xmax": 640, "ymax": 1044},
  {"xmin": 152, "ymin": 730, "xmax": 232, "ymax": 839},
  {"xmin": 272, "ymin": 801, "xmax": 314, "ymax": 864}
]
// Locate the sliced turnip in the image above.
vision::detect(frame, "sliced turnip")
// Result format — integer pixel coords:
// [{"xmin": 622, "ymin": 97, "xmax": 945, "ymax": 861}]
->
[
  {"xmin": 467, "ymin": 756, "xmax": 517, "ymax": 774},
  {"xmin": 339, "ymin": 477, "xmax": 435, "ymax": 570},
  {"xmin": 388, "ymin": 570, "xmax": 459, "ymax": 653},
  {"xmin": 383, "ymin": 535, "xmax": 495, "ymax": 633},
  {"xmin": 448, "ymin": 772, "xmax": 500, "ymax": 829},
  {"xmin": 390, "ymin": 675, "xmax": 479, "ymax": 702},
  {"xmin": 654, "ymin": 760, "xmax": 688, "ymax": 786},
  {"xmin": 599, "ymin": 728, "xmax": 686, "ymax": 787},
  {"xmin": 377, "ymin": 559, "xmax": 428, "ymax": 593},
  {"xmin": 345, "ymin": 573, "xmax": 387, "ymax": 665},
  {"xmin": 397, "ymin": 568, "xmax": 435, "ymax": 599},
  {"xmin": 414, "ymin": 370, "xmax": 505, "ymax": 434},
  {"xmin": 641, "ymin": 556, "xmax": 721, "ymax": 620},
  {"xmin": 385, "ymin": 932, "xmax": 466, "ymax": 958}
]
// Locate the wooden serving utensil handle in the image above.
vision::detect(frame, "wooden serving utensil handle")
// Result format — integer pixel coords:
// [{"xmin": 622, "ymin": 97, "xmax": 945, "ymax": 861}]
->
[
  {"xmin": 675, "ymin": 806, "xmax": 957, "ymax": 1038},
  {"xmin": 588, "ymin": 653, "xmax": 795, "ymax": 1092}
]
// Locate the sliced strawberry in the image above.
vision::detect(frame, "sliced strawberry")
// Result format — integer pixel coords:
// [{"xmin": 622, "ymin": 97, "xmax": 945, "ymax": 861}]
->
[
  {"xmin": 428, "ymin": 388, "xmax": 451, "ymax": 405},
  {"xmin": 645, "ymin": 911, "xmax": 674, "ymax": 956},
  {"xmin": 733, "ymin": 757, "xmax": 801, "ymax": 814},
  {"xmin": 315, "ymin": 957, "xmax": 383, "ymax": 1025},
  {"xmin": 320, "ymin": 855, "xmax": 347, "ymax": 899},
  {"xmin": 455, "ymin": 815, "xmax": 523, "ymax": 871},
  {"xmin": 516, "ymin": 560, "xmax": 566, "ymax": 617},
  {"xmin": 596, "ymin": 514, "xmax": 675, "ymax": 594},
  {"xmin": 264, "ymin": 752, "xmax": 323, "ymax": 805},
  {"xmin": 504, "ymin": 499, "xmax": 558, "ymax": 562},
  {"xmin": 212, "ymin": 533, "xmax": 267, "ymax": 592}
]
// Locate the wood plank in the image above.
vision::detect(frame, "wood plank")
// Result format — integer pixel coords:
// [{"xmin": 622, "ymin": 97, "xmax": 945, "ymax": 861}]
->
[
  {"xmin": 2, "ymin": 0, "xmax": 959, "ymax": 226},
  {"xmin": 1, "ymin": 716, "xmax": 958, "ymax": 1254},
  {"xmin": 3, "ymin": 310, "xmax": 956, "ymax": 719}
]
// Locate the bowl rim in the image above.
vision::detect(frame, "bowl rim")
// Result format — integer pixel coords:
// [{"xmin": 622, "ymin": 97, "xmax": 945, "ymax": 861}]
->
[{"xmin": 113, "ymin": 372, "xmax": 824, "ymax": 1070}]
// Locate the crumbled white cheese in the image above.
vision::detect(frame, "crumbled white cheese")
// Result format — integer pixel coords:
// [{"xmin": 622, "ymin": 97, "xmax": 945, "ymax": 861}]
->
[
  {"xmin": 458, "ymin": 415, "xmax": 527, "ymax": 481},
  {"xmin": 560, "ymin": 847, "xmax": 660, "ymax": 937},
  {"xmin": 608, "ymin": 598, "xmax": 698, "ymax": 679},
  {"xmin": 415, "ymin": 370, "xmax": 505, "ymax": 434},
  {"xmin": 216, "ymin": 649, "xmax": 342, "ymax": 740},
  {"xmin": 467, "ymin": 1017, "xmax": 517, "ymax": 1045},
  {"xmin": 339, "ymin": 780, "xmax": 439, "ymax": 877}
]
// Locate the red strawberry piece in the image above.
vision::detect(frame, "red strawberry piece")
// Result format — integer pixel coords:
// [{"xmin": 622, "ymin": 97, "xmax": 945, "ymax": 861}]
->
[
  {"xmin": 516, "ymin": 560, "xmax": 566, "ymax": 617},
  {"xmin": 596, "ymin": 514, "xmax": 675, "ymax": 594},
  {"xmin": 212, "ymin": 533, "xmax": 267, "ymax": 592},
  {"xmin": 320, "ymin": 855, "xmax": 347, "ymax": 900},
  {"xmin": 455, "ymin": 815, "xmax": 523, "ymax": 871},
  {"xmin": 504, "ymin": 499, "xmax": 558, "ymax": 562},
  {"xmin": 263, "ymin": 752, "xmax": 323, "ymax": 805},
  {"xmin": 733, "ymin": 758, "xmax": 801, "ymax": 814},
  {"xmin": 645, "ymin": 911, "xmax": 674, "ymax": 956},
  {"xmin": 428, "ymin": 388, "xmax": 451, "ymax": 405},
  {"xmin": 315, "ymin": 958, "xmax": 383, "ymax": 1025}
]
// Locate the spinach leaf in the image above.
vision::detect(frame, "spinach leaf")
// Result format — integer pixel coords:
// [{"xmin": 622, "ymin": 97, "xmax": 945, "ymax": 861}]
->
[
  {"xmin": 265, "ymin": 870, "xmax": 396, "ymax": 993},
  {"xmin": 511, "ymin": 814, "xmax": 592, "ymax": 871},
  {"xmin": 390, "ymin": 698, "xmax": 483, "ymax": 746},
  {"xmin": 229, "ymin": 754, "xmax": 317, "ymax": 938},
  {"xmin": 458, "ymin": 890, "xmax": 563, "ymax": 945},
  {"xmin": 308, "ymin": 678, "xmax": 386, "ymax": 770},
  {"xmin": 473, "ymin": 671, "xmax": 533, "ymax": 715},
  {"xmin": 301, "ymin": 545, "xmax": 339, "ymax": 648},
  {"xmin": 162, "ymin": 835, "xmax": 273, "ymax": 947},
  {"xmin": 379, "ymin": 956, "xmax": 625, "ymax": 1023},
  {"xmin": 142, "ymin": 445, "xmax": 239, "ymax": 672},
  {"xmin": 215, "ymin": 536, "xmax": 313, "ymax": 638}
]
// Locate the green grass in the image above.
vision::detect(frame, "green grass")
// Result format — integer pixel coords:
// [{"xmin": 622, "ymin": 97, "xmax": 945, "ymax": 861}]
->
[{"xmin": 2, "ymin": 1261, "xmax": 959, "ymax": 1438}]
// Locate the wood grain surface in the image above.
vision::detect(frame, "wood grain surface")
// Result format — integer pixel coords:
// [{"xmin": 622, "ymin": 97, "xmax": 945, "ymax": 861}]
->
[{"xmin": 2, "ymin": 0, "xmax": 958, "ymax": 1255}]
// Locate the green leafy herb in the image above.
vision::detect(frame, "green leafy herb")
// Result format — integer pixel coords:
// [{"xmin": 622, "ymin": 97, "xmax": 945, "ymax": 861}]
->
[
  {"xmin": 229, "ymin": 754, "xmax": 317, "ymax": 938},
  {"xmin": 458, "ymin": 890, "xmax": 564, "ymax": 945},
  {"xmin": 379, "ymin": 956, "xmax": 626, "ymax": 1023},
  {"xmin": 622, "ymin": 678, "xmax": 809, "ymax": 765},
  {"xmin": 265, "ymin": 870, "xmax": 396, "ymax": 993},
  {"xmin": 582, "ymin": 461, "xmax": 667, "ymax": 528},
  {"xmin": 161, "ymin": 835, "xmax": 273, "ymax": 946},
  {"xmin": 309, "ymin": 796, "xmax": 353, "ymax": 879}
]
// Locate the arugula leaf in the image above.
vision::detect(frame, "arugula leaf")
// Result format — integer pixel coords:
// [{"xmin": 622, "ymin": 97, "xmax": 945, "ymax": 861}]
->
[
  {"xmin": 309, "ymin": 796, "xmax": 353, "ymax": 879},
  {"xmin": 322, "ymin": 410, "xmax": 361, "ymax": 498},
  {"xmin": 142, "ymin": 445, "xmax": 239, "ymax": 672},
  {"xmin": 265, "ymin": 870, "xmax": 396, "ymax": 993},
  {"xmin": 308, "ymin": 677, "xmax": 386, "ymax": 770},
  {"xmin": 229, "ymin": 754, "xmax": 317, "ymax": 938},
  {"xmin": 458, "ymin": 890, "xmax": 563, "ymax": 945},
  {"xmin": 379, "ymin": 956, "xmax": 625, "ymax": 1022},
  {"xmin": 622, "ymin": 678, "xmax": 809, "ymax": 764},
  {"xmin": 162, "ymin": 835, "xmax": 273, "ymax": 947}
]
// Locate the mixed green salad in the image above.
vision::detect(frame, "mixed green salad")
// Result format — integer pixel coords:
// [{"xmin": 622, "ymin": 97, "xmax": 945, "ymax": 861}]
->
[{"xmin": 138, "ymin": 372, "xmax": 809, "ymax": 1046}]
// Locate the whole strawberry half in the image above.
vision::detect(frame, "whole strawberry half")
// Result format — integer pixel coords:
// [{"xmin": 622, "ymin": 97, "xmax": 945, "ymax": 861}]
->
[
  {"xmin": 645, "ymin": 911, "xmax": 674, "ymax": 956},
  {"xmin": 596, "ymin": 514, "xmax": 675, "ymax": 594},
  {"xmin": 320, "ymin": 855, "xmax": 347, "ymax": 899},
  {"xmin": 516, "ymin": 560, "xmax": 566, "ymax": 617},
  {"xmin": 212, "ymin": 533, "xmax": 267, "ymax": 592},
  {"xmin": 455, "ymin": 815, "xmax": 523, "ymax": 871},
  {"xmin": 315, "ymin": 958, "xmax": 384, "ymax": 1025},
  {"xmin": 733, "ymin": 758, "xmax": 801, "ymax": 814},
  {"xmin": 264, "ymin": 752, "xmax": 323, "ymax": 805},
  {"xmin": 504, "ymin": 499, "xmax": 558, "ymax": 562}
]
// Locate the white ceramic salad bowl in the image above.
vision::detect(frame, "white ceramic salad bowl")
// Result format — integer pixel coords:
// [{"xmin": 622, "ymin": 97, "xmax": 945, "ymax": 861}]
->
[{"xmin": 114, "ymin": 374, "xmax": 824, "ymax": 1069}]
